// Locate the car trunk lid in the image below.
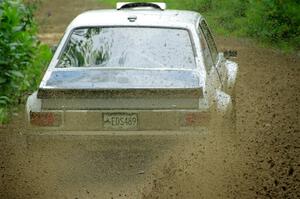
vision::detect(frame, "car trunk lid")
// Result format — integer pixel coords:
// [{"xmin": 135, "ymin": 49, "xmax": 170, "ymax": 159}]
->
[{"xmin": 38, "ymin": 69, "xmax": 203, "ymax": 110}]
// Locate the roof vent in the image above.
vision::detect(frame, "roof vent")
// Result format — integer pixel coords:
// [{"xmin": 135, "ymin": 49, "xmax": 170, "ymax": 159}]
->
[{"xmin": 116, "ymin": 2, "xmax": 166, "ymax": 10}]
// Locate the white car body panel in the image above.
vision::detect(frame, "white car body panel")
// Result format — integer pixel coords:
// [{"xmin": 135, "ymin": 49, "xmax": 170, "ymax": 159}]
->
[{"xmin": 26, "ymin": 4, "xmax": 238, "ymax": 131}]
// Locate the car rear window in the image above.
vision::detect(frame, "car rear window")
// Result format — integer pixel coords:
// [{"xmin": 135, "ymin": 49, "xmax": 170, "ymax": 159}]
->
[{"xmin": 56, "ymin": 27, "xmax": 196, "ymax": 69}]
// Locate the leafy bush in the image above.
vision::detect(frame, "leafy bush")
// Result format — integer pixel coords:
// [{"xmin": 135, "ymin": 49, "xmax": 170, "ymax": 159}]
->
[
  {"xmin": 0, "ymin": 0, "xmax": 52, "ymax": 123},
  {"xmin": 246, "ymin": 0, "xmax": 300, "ymax": 50}
]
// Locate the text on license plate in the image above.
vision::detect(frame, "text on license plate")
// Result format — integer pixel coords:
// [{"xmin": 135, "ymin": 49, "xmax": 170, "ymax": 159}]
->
[{"xmin": 103, "ymin": 113, "xmax": 138, "ymax": 129}]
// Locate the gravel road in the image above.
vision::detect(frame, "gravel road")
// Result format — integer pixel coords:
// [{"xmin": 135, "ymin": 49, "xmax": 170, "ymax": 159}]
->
[{"xmin": 0, "ymin": 0, "xmax": 299, "ymax": 198}]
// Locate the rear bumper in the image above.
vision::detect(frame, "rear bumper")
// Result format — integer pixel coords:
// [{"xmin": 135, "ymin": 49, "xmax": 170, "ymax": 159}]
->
[
  {"xmin": 27, "ymin": 109, "xmax": 210, "ymax": 131},
  {"xmin": 26, "ymin": 92, "xmax": 210, "ymax": 132},
  {"xmin": 25, "ymin": 130, "xmax": 209, "ymax": 136}
]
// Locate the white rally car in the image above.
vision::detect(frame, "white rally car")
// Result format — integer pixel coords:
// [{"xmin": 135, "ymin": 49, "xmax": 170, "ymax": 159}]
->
[{"xmin": 26, "ymin": 2, "xmax": 238, "ymax": 132}]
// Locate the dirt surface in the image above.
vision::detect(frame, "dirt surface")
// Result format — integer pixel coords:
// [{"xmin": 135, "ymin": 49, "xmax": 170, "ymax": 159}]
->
[{"xmin": 1, "ymin": 0, "xmax": 299, "ymax": 198}]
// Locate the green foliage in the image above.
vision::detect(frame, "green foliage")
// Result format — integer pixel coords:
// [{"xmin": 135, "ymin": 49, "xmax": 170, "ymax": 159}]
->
[
  {"xmin": 246, "ymin": 0, "xmax": 300, "ymax": 50},
  {"xmin": 0, "ymin": 0, "xmax": 52, "ymax": 123},
  {"xmin": 100, "ymin": 0, "xmax": 300, "ymax": 51}
]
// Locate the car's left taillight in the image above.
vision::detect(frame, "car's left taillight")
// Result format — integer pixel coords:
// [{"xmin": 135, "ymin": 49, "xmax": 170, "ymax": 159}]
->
[{"xmin": 30, "ymin": 112, "xmax": 62, "ymax": 127}]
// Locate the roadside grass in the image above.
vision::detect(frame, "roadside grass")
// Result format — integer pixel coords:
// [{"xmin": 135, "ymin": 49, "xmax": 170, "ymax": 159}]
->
[
  {"xmin": 98, "ymin": 0, "xmax": 300, "ymax": 53},
  {"xmin": 98, "ymin": 0, "xmax": 247, "ymax": 36}
]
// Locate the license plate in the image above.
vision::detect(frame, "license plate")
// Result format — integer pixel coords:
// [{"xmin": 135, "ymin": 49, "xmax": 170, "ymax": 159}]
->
[{"xmin": 103, "ymin": 113, "xmax": 138, "ymax": 130}]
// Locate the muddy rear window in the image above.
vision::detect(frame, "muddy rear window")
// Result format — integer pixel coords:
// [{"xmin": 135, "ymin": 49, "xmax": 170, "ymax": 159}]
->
[{"xmin": 56, "ymin": 27, "xmax": 196, "ymax": 69}]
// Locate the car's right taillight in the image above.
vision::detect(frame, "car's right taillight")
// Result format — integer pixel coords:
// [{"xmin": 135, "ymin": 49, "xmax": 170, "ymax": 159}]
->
[
  {"xmin": 30, "ymin": 112, "xmax": 62, "ymax": 127},
  {"xmin": 183, "ymin": 112, "xmax": 210, "ymax": 127}
]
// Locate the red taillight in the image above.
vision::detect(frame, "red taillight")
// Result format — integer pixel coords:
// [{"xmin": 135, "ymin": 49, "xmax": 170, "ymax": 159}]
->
[
  {"xmin": 30, "ymin": 112, "xmax": 61, "ymax": 127},
  {"xmin": 184, "ymin": 112, "xmax": 210, "ymax": 126}
]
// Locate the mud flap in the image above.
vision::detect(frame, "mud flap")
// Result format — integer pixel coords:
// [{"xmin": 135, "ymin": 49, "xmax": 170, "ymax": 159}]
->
[
  {"xmin": 212, "ymin": 90, "xmax": 236, "ymax": 133},
  {"xmin": 224, "ymin": 60, "xmax": 238, "ymax": 95},
  {"xmin": 215, "ymin": 90, "xmax": 232, "ymax": 115}
]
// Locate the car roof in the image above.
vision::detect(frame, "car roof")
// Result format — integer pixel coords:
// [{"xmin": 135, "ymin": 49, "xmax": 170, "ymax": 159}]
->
[{"xmin": 67, "ymin": 9, "xmax": 202, "ymax": 30}]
